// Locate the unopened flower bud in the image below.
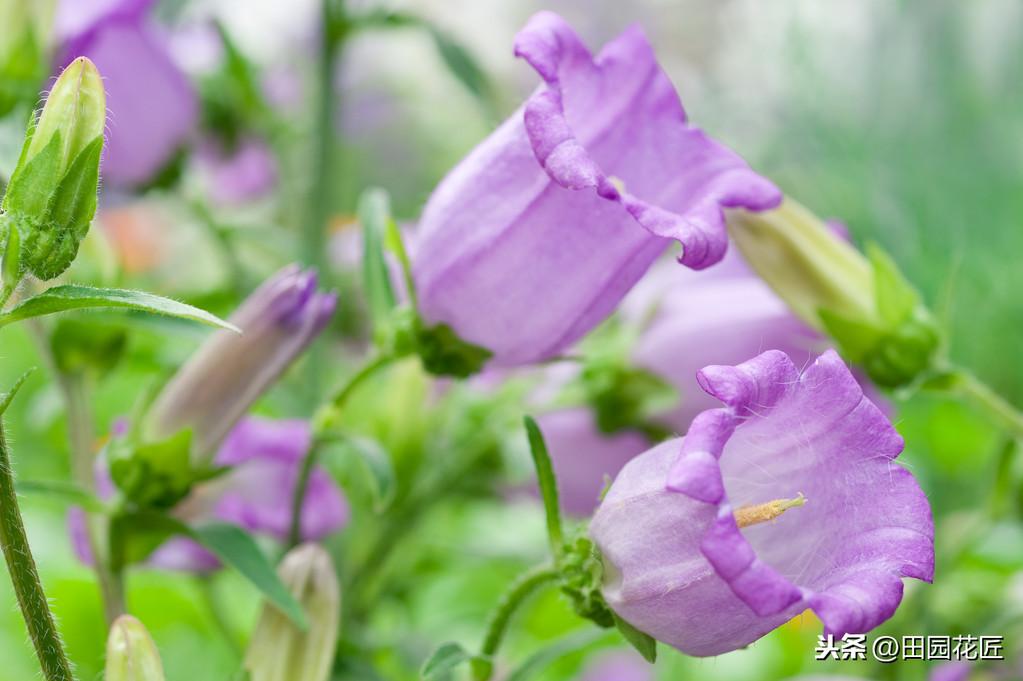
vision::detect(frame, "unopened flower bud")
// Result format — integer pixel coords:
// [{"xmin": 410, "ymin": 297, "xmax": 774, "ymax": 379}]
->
[
  {"xmin": 105, "ymin": 615, "xmax": 166, "ymax": 681},
  {"xmin": 728, "ymin": 197, "xmax": 940, "ymax": 387},
  {"xmin": 244, "ymin": 543, "xmax": 340, "ymax": 681},
  {"xmin": 1, "ymin": 57, "xmax": 106, "ymax": 281}
]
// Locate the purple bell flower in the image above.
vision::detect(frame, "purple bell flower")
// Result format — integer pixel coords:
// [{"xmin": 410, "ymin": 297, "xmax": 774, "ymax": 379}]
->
[
  {"xmin": 55, "ymin": 0, "xmax": 198, "ymax": 186},
  {"xmin": 146, "ymin": 265, "xmax": 336, "ymax": 459},
  {"xmin": 412, "ymin": 12, "xmax": 780, "ymax": 366},
  {"xmin": 590, "ymin": 350, "xmax": 933, "ymax": 656},
  {"xmin": 70, "ymin": 417, "xmax": 348, "ymax": 572}
]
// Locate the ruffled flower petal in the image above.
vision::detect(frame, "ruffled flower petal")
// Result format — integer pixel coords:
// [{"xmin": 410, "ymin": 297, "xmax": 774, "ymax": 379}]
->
[
  {"xmin": 591, "ymin": 350, "xmax": 933, "ymax": 656},
  {"xmin": 413, "ymin": 12, "xmax": 779, "ymax": 366}
]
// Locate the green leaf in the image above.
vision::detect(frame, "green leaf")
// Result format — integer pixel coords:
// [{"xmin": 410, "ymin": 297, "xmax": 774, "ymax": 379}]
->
[
  {"xmin": 614, "ymin": 612, "xmax": 657, "ymax": 663},
  {"xmin": 425, "ymin": 26, "xmax": 496, "ymax": 122},
  {"xmin": 0, "ymin": 285, "xmax": 239, "ymax": 330},
  {"xmin": 867, "ymin": 242, "xmax": 919, "ymax": 327},
  {"xmin": 524, "ymin": 415, "xmax": 564, "ymax": 558},
  {"xmin": 16, "ymin": 480, "xmax": 106, "ymax": 513},
  {"xmin": 358, "ymin": 187, "xmax": 398, "ymax": 345},
  {"xmin": 191, "ymin": 523, "xmax": 308, "ymax": 630},
  {"xmin": 420, "ymin": 642, "xmax": 471, "ymax": 681},
  {"xmin": 319, "ymin": 434, "xmax": 395, "ymax": 512},
  {"xmin": 0, "ymin": 368, "xmax": 33, "ymax": 415},
  {"xmin": 505, "ymin": 629, "xmax": 610, "ymax": 681}
]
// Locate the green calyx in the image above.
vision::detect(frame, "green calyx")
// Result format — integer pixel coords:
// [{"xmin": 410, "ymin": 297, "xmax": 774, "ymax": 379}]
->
[
  {"xmin": 557, "ymin": 534, "xmax": 614, "ymax": 628},
  {"xmin": 387, "ymin": 307, "xmax": 493, "ymax": 378},
  {"xmin": 1, "ymin": 58, "xmax": 106, "ymax": 283},
  {"xmin": 108, "ymin": 429, "xmax": 206, "ymax": 510}
]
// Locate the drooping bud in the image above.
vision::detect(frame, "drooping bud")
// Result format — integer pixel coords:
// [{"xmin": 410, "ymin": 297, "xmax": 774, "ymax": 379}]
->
[
  {"xmin": 728, "ymin": 198, "xmax": 940, "ymax": 387},
  {"xmin": 105, "ymin": 615, "xmax": 166, "ymax": 681},
  {"xmin": 1, "ymin": 56, "xmax": 106, "ymax": 282},
  {"xmin": 243, "ymin": 543, "xmax": 340, "ymax": 681}
]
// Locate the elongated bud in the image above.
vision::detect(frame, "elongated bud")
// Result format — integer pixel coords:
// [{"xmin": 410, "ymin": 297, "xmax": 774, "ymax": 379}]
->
[
  {"xmin": 105, "ymin": 615, "xmax": 166, "ymax": 681},
  {"xmin": 1, "ymin": 57, "xmax": 106, "ymax": 281},
  {"xmin": 728, "ymin": 198, "xmax": 940, "ymax": 387},
  {"xmin": 244, "ymin": 543, "xmax": 340, "ymax": 681}
]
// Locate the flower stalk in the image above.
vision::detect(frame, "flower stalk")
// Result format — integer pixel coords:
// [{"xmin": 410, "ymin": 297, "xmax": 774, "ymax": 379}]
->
[
  {"xmin": 470, "ymin": 564, "xmax": 559, "ymax": 681},
  {"xmin": 0, "ymin": 418, "xmax": 75, "ymax": 681}
]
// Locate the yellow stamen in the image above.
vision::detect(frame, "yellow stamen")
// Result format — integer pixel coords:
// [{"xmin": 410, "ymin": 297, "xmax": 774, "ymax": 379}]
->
[
  {"xmin": 609, "ymin": 175, "xmax": 627, "ymax": 194},
  {"xmin": 734, "ymin": 493, "xmax": 806, "ymax": 529}
]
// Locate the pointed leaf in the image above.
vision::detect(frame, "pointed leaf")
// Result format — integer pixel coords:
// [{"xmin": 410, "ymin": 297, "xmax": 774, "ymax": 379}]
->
[
  {"xmin": 420, "ymin": 642, "xmax": 471, "ymax": 681},
  {"xmin": 3, "ymin": 126, "xmax": 61, "ymax": 216},
  {"xmin": 0, "ymin": 285, "xmax": 239, "ymax": 330},
  {"xmin": 17, "ymin": 479, "xmax": 106, "ymax": 513},
  {"xmin": 191, "ymin": 523, "xmax": 308, "ymax": 630},
  {"xmin": 524, "ymin": 415, "xmax": 564, "ymax": 558},
  {"xmin": 426, "ymin": 26, "xmax": 496, "ymax": 121},
  {"xmin": 0, "ymin": 368, "xmax": 33, "ymax": 415},
  {"xmin": 358, "ymin": 187, "xmax": 397, "ymax": 344}
]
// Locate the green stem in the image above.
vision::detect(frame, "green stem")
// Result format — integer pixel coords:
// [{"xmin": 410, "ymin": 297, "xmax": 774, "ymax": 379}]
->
[
  {"xmin": 63, "ymin": 375, "xmax": 125, "ymax": 624},
  {"xmin": 472, "ymin": 564, "xmax": 559, "ymax": 681},
  {"xmin": 0, "ymin": 420, "xmax": 76, "ymax": 681},
  {"xmin": 287, "ymin": 354, "xmax": 394, "ymax": 547},
  {"xmin": 955, "ymin": 369, "xmax": 1023, "ymax": 439}
]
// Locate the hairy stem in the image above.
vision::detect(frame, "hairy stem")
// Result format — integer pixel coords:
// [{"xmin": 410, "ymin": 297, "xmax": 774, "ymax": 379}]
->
[
  {"xmin": 472, "ymin": 564, "xmax": 559, "ymax": 681},
  {"xmin": 0, "ymin": 420, "xmax": 76, "ymax": 681}
]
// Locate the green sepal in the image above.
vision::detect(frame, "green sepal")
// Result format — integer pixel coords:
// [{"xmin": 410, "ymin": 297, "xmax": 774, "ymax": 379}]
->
[
  {"xmin": 613, "ymin": 612, "xmax": 657, "ymax": 663},
  {"xmin": 558, "ymin": 535, "xmax": 615, "ymax": 629},
  {"xmin": 818, "ymin": 306, "xmax": 885, "ymax": 363},
  {"xmin": 29, "ymin": 133, "xmax": 103, "ymax": 279},
  {"xmin": 407, "ymin": 317, "xmax": 493, "ymax": 378},
  {"xmin": 2, "ymin": 124, "xmax": 61, "ymax": 217},
  {"xmin": 579, "ymin": 358, "xmax": 676, "ymax": 438},
  {"xmin": 867, "ymin": 242, "xmax": 919, "ymax": 327},
  {"xmin": 108, "ymin": 429, "xmax": 196, "ymax": 509}
]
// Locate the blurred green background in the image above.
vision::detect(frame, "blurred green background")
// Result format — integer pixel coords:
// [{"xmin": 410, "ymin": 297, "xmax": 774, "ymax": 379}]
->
[{"xmin": 0, "ymin": 1, "xmax": 1021, "ymax": 679}]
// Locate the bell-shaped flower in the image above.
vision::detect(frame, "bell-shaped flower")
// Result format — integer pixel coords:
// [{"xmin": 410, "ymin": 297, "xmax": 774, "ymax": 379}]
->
[
  {"xmin": 55, "ymin": 0, "xmax": 198, "ymax": 186},
  {"xmin": 590, "ymin": 350, "xmax": 933, "ymax": 656},
  {"xmin": 70, "ymin": 417, "xmax": 348, "ymax": 572},
  {"xmin": 145, "ymin": 264, "xmax": 336, "ymax": 459},
  {"xmin": 412, "ymin": 11, "xmax": 780, "ymax": 366}
]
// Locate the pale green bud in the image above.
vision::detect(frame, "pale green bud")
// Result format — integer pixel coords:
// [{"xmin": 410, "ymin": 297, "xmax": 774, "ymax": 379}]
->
[
  {"xmin": 1, "ymin": 57, "xmax": 106, "ymax": 281},
  {"xmin": 26, "ymin": 56, "xmax": 106, "ymax": 178},
  {"xmin": 728, "ymin": 197, "xmax": 940, "ymax": 387},
  {"xmin": 105, "ymin": 615, "xmax": 166, "ymax": 681},
  {"xmin": 244, "ymin": 544, "xmax": 340, "ymax": 681}
]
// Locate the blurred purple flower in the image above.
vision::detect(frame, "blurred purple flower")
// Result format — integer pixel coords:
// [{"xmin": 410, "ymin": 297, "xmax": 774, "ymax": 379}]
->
[
  {"xmin": 70, "ymin": 417, "xmax": 348, "ymax": 572},
  {"xmin": 55, "ymin": 0, "xmax": 198, "ymax": 186},
  {"xmin": 590, "ymin": 350, "xmax": 933, "ymax": 656},
  {"xmin": 412, "ymin": 11, "xmax": 779, "ymax": 366},
  {"xmin": 146, "ymin": 264, "xmax": 336, "ymax": 459},
  {"xmin": 578, "ymin": 650, "xmax": 652, "ymax": 681},
  {"xmin": 790, "ymin": 661, "xmax": 971, "ymax": 681},
  {"xmin": 195, "ymin": 137, "xmax": 278, "ymax": 205}
]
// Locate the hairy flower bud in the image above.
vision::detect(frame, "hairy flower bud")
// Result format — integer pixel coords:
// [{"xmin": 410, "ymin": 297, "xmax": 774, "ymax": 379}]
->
[
  {"xmin": 728, "ymin": 197, "xmax": 940, "ymax": 387},
  {"xmin": 1, "ymin": 56, "xmax": 106, "ymax": 281},
  {"xmin": 244, "ymin": 543, "xmax": 340, "ymax": 681},
  {"xmin": 105, "ymin": 615, "xmax": 166, "ymax": 681}
]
